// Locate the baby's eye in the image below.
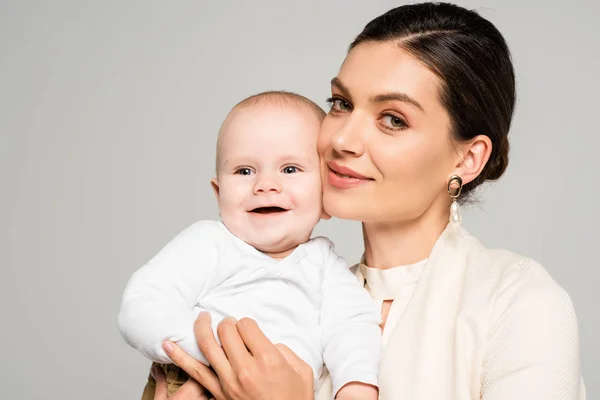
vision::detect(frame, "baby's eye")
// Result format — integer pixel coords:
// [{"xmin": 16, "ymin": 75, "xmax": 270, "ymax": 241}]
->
[
  {"xmin": 235, "ymin": 168, "xmax": 254, "ymax": 176},
  {"xmin": 282, "ymin": 166, "xmax": 299, "ymax": 174}
]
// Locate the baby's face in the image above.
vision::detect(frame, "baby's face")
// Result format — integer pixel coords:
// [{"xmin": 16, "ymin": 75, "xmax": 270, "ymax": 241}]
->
[{"xmin": 213, "ymin": 105, "xmax": 323, "ymax": 257}]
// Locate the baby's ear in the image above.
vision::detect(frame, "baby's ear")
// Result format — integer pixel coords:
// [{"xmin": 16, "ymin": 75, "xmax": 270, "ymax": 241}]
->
[{"xmin": 210, "ymin": 178, "xmax": 220, "ymax": 202}]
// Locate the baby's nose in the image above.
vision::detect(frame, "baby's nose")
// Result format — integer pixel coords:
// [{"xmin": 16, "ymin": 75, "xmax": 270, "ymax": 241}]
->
[{"xmin": 253, "ymin": 175, "xmax": 282, "ymax": 193}]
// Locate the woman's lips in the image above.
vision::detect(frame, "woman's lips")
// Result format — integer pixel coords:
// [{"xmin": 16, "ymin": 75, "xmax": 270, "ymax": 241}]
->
[{"xmin": 326, "ymin": 161, "xmax": 373, "ymax": 189}]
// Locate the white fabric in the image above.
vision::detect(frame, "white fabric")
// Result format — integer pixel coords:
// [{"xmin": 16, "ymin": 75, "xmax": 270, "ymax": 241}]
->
[
  {"xmin": 316, "ymin": 224, "xmax": 586, "ymax": 400},
  {"xmin": 360, "ymin": 259, "xmax": 426, "ymax": 347},
  {"xmin": 118, "ymin": 220, "xmax": 381, "ymax": 396}
]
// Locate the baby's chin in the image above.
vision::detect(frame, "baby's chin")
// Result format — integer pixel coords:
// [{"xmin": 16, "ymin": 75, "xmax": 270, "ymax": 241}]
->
[
  {"xmin": 221, "ymin": 218, "xmax": 313, "ymax": 257},
  {"xmin": 238, "ymin": 229, "xmax": 309, "ymax": 257},
  {"xmin": 246, "ymin": 234, "xmax": 302, "ymax": 257}
]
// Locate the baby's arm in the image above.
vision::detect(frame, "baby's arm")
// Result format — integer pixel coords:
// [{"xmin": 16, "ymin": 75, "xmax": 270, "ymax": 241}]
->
[
  {"xmin": 336, "ymin": 383, "xmax": 378, "ymax": 400},
  {"xmin": 318, "ymin": 239, "xmax": 382, "ymax": 399},
  {"xmin": 118, "ymin": 221, "xmax": 220, "ymax": 364}
]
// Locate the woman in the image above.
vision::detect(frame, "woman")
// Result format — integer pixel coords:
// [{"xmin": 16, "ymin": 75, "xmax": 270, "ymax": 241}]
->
[{"xmin": 153, "ymin": 2, "xmax": 586, "ymax": 399}]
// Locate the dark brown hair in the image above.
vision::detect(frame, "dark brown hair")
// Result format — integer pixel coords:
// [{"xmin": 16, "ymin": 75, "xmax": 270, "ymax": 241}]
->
[{"xmin": 350, "ymin": 2, "xmax": 516, "ymax": 196}]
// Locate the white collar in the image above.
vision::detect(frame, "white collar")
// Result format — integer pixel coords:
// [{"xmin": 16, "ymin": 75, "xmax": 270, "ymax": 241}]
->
[{"xmin": 359, "ymin": 259, "xmax": 427, "ymax": 300}]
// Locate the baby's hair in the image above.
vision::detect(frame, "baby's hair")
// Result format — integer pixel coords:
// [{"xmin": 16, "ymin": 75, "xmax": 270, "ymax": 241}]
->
[
  {"xmin": 233, "ymin": 90, "xmax": 326, "ymax": 120},
  {"xmin": 215, "ymin": 90, "xmax": 326, "ymax": 174}
]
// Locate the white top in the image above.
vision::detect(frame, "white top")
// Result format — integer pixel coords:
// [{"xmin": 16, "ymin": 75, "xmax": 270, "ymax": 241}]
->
[
  {"xmin": 118, "ymin": 220, "xmax": 381, "ymax": 396},
  {"xmin": 316, "ymin": 225, "xmax": 586, "ymax": 400},
  {"xmin": 360, "ymin": 259, "xmax": 427, "ymax": 347}
]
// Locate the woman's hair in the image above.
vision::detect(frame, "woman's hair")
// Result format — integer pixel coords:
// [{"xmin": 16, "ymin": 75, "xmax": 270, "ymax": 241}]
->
[{"xmin": 350, "ymin": 2, "xmax": 515, "ymax": 197}]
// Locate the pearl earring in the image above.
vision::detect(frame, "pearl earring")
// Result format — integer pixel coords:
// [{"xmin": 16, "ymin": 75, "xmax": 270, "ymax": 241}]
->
[{"xmin": 447, "ymin": 175, "xmax": 463, "ymax": 228}]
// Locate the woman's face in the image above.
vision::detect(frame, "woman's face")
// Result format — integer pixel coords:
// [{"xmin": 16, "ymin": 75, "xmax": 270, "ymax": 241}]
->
[{"xmin": 318, "ymin": 41, "xmax": 459, "ymax": 224}]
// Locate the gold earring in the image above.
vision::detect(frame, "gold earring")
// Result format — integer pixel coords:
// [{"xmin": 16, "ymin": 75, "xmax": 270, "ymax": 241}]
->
[{"xmin": 447, "ymin": 175, "xmax": 463, "ymax": 228}]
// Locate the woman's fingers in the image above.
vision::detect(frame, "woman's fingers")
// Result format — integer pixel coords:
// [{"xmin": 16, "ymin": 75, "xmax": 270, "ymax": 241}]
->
[
  {"xmin": 163, "ymin": 314, "xmax": 313, "ymax": 400},
  {"xmin": 275, "ymin": 344, "xmax": 304, "ymax": 373},
  {"xmin": 151, "ymin": 365, "xmax": 169, "ymax": 400},
  {"xmin": 236, "ymin": 317, "xmax": 278, "ymax": 358},
  {"xmin": 275, "ymin": 344, "xmax": 314, "ymax": 383},
  {"xmin": 169, "ymin": 378, "xmax": 211, "ymax": 400},
  {"xmin": 162, "ymin": 341, "xmax": 225, "ymax": 400},
  {"xmin": 217, "ymin": 317, "xmax": 253, "ymax": 373},
  {"xmin": 192, "ymin": 312, "xmax": 236, "ymax": 381}
]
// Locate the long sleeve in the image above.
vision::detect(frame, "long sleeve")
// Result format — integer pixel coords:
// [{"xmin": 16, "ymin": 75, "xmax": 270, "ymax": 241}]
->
[
  {"xmin": 118, "ymin": 221, "xmax": 220, "ymax": 364},
  {"xmin": 481, "ymin": 260, "xmax": 586, "ymax": 400},
  {"xmin": 319, "ymin": 241, "xmax": 382, "ymax": 398}
]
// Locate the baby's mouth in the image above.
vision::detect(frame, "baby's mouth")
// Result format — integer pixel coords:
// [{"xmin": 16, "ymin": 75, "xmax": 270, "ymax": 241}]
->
[{"xmin": 250, "ymin": 206, "xmax": 288, "ymax": 215}]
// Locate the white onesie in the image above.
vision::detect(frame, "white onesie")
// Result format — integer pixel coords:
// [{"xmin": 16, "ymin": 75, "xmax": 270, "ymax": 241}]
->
[{"xmin": 118, "ymin": 220, "xmax": 381, "ymax": 395}]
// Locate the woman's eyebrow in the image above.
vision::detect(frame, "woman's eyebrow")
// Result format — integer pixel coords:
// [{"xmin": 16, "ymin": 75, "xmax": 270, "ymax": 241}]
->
[
  {"xmin": 331, "ymin": 77, "xmax": 424, "ymax": 112},
  {"xmin": 330, "ymin": 77, "xmax": 352, "ymax": 99},
  {"xmin": 370, "ymin": 93, "xmax": 424, "ymax": 112}
]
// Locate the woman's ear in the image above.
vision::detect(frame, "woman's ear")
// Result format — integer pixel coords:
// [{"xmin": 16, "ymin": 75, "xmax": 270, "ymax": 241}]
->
[
  {"xmin": 210, "ymin": 178, "xmax": 220, "ymax": 203},
  {"xmin": 454, "ymin": 134, "xmax": 492, "ymax": 185}
]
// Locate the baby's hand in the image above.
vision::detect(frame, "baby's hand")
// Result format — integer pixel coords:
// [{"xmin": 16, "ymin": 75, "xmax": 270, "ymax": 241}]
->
[{"xmin": 336, "ymin": 382, "xmax": 378, "ymax": 400}]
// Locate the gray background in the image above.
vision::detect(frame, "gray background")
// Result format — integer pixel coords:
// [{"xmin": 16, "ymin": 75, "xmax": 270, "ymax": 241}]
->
[{"xmin": 1, "ymin": 1, "xmax": 598, "ymax": 399}]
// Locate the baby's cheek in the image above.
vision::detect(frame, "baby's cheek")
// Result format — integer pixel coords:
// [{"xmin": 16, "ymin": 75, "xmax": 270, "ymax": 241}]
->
[
  {"xmin": 305, "ymin": 180, "xmax": 324, "ymax": 212},
  {"xmin": 217, "ymin": 190, "xmax": 245, "ymax": 219},
  {"xmin": 288, "ymin": 174, "xmax": 322, "ymax": 210}
]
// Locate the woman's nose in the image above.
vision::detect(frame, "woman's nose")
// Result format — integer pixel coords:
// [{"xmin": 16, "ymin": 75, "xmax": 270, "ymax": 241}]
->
[{"xmin": 329, "ymin": 115, "xmax": 366, "ymax": 157}]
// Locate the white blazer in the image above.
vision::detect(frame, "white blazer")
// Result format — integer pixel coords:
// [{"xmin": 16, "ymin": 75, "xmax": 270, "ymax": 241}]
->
[{"xmin": 316, "ymin": 225, "xmax": 586, "ymax": 400}]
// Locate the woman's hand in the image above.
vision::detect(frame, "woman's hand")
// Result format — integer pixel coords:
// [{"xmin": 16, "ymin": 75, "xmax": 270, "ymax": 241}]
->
[
  {"xmin": 151, "ymin": 365, "xmax": 212, "ymax": 400},
  {"xmin": 162, "ymin": 312, "xmax": 314, "ymax": 400}
]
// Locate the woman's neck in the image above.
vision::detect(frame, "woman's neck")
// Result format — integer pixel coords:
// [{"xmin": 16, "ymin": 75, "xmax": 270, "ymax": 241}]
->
[{"xmin": 362, "ymin": 207, "xmax": 449, "ymax": 270}]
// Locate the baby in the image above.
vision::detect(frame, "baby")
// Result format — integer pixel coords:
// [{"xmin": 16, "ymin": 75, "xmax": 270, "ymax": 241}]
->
[{"xmin": 118, "ymin": 91, "xmax": 381, "ymax": 399}]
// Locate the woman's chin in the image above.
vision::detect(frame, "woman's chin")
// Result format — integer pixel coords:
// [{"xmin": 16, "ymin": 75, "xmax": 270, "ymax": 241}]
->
[{"xmin": 323, "ymin": 194, "xmax": 369, "ymax": 222}]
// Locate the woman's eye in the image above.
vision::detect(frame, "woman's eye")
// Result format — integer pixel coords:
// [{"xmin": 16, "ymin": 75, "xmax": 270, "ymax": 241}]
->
[
  {"xmin": 381, "ymin": 114, "xmax": 408, "ymax": 130},
  {"xmin": 236, "ymin": 168, "xmax": 254, "ymax": 176},
  {"xmin": 283, "ymin": 166, "xmax": 299, "ymax": 174},
  {"xmin": 328, "ymin": 97, "xmax": 352, "ymax": 112},
  {"xmin": 336, "ymin": 99, "xmax": 351, "ymax": 111}
]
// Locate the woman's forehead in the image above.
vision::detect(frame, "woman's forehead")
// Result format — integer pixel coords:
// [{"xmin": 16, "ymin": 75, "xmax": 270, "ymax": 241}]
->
[{"xmin": 336, "ymin": 42, "xmax": 441, "ymax": 107}]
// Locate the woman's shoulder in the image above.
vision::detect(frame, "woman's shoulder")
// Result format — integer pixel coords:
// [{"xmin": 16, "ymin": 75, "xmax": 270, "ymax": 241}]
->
[
  {"xmin": 457, "ymin": 228, "xmax": 555, "ymax": 286},
  {"xmin": 469, "ymin": 245, "xmax": 583, "ymax": 397},
  {"xmin": 463, "ymin": 238, "xmax": 576, "ymax": 324},
  {"xmin": 443, "ymin": 229, "xmax": 574, "ymax": 318},
  {"xmin": 483, "ymin": 247, "xmax": 565, "ymax": 297}
]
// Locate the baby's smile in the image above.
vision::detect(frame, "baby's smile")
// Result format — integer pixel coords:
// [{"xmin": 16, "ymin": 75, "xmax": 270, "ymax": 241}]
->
[{"xmin": 249, "ymin": 206, "xmax": 289, "ymax": 215}]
